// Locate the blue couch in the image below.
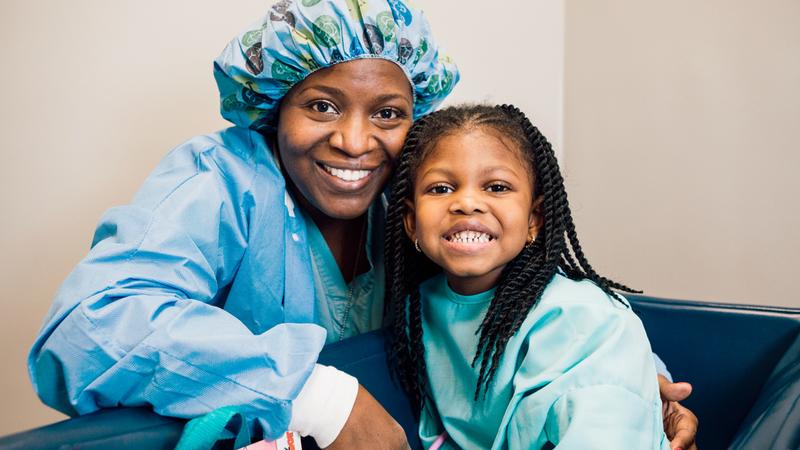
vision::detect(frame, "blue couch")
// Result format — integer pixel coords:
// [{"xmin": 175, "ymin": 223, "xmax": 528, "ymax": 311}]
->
[{"xmin": 1, "ymin": 295, "xmax": 797, "ymax": 450}]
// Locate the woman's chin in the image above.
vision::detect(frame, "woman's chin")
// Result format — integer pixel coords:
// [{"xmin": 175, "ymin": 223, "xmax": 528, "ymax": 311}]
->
[{"xmin": 314, "ymin": 199, "xmax": 374, "ymax": 221}]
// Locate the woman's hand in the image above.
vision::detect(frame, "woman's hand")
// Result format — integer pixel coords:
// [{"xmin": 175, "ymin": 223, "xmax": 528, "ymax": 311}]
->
[
  {"xmin": 324, "ymin": 384, "xmax": 410, "ymax": 450},
  {"xmin": 659, "ymin": 375, "xmax": 699, "ymax": 450}
]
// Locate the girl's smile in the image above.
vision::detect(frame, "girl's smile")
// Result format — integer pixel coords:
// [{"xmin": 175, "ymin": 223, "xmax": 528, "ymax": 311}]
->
[
  {"xmin": 441, "ymin": 220, "xmax": 497, "ymax": 253},
  {"xmin": 404, "ymin": 126, "xmax": 540, "ymax": 295}
]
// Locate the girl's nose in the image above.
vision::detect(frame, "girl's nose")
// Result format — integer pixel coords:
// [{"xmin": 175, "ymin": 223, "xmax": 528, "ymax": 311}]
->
[
  {"xmin": 329, "ymin": 115, "xmax": 374, "ymax": 157},
  {"xmin": 450, "ymin": 190, "xmax": 487, "ymax": 215}
]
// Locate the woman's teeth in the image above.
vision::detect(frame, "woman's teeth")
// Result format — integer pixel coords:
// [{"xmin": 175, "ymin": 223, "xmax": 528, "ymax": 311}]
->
[
  {"xmin": 448, "ymin": 231, "xmax": 493, "ymax": 243},
  {"xmin": 323, "ymin": 165, "xmax": 371, "ymax": 182}
]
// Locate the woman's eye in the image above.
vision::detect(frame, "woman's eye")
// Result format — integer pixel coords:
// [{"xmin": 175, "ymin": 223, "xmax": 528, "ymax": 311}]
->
[
  {"xmin": 310, "ymin": 101, "xmax": 337, "ymax": 114},
  {"xmin": 375, "ymin": 108, "xmax": 402, "ymax": 120},
  {"xmin": 487, "ymin": 184, "xmax": 511, "ymax": 193}
]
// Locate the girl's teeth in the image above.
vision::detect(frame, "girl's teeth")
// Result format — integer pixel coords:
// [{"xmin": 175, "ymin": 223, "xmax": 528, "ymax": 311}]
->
[
  {"xmin": 450, "ymin": 231, "xmax": 492, "ymax": 243},
  {"xmin": 324, "ymin": 165, "xmax": 371, "ymax": 181}
]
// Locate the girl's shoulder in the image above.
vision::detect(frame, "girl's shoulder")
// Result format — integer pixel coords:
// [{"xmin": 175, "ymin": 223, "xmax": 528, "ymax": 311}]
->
[
  {"xmin": 540, "ymin": 273, "xmax": 630, "ymax": 310},
  {"xmin": 523, "ymin": 274, "xmax": 636, "ymax": 334}
]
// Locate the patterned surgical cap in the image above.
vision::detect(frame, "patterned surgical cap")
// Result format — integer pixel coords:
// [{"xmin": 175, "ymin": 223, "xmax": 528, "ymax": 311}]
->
[{"xmin": 214, "ymin": 0, "xmax": 459, "ymax": 131}]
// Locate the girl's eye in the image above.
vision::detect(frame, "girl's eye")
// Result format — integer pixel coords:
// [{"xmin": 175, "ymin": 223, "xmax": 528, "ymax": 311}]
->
[
  {"xmin": 486, "ymin": 183, "xmax": 511, "ymax": 193},
  {"xmin": 310, "ymin": 100, "xmax": 338, "ymax": 114},
  {"xmin": 428, "ymin": 184, "xmax": 453, "ymax": 194}
]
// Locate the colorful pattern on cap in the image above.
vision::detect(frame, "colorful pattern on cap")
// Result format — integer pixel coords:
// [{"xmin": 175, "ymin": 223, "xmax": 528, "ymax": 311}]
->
[{"xmin": 214, "ymin": 0, "xmax": 459, "ymax": 131}]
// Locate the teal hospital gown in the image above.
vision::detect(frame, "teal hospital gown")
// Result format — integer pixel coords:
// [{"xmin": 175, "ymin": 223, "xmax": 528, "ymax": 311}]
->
[{"xmin": 419, "ymin": 274, "xmax": 671, "ymax": 450}]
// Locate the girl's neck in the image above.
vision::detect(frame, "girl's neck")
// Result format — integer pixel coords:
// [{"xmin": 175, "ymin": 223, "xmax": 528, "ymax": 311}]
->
[{"xmin": 445, "ymin": 267, "xmax": 503, "ymax": 296}]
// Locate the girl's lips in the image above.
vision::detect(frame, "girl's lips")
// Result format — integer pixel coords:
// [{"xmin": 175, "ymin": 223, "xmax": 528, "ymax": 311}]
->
[
  {"xmin": 442, "ymin": 221, "xmax": 496, "ymax": 240},
  {"xmin": 440, "ymin": 235, "xmax": 495, "ymax": 254},
  {"xmin": 440, "ymin": 221, "xmax": 497, "ymax": 254}
]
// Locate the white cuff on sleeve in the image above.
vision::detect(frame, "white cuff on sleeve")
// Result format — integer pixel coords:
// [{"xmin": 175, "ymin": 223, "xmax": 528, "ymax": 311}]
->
[
  {"xmin": 653, "ymin": 352, "xmax": 673, "ymax": 382},
  {"xmin": 289, "ymin": 364, "xmax": 359, "ymax": 448}
]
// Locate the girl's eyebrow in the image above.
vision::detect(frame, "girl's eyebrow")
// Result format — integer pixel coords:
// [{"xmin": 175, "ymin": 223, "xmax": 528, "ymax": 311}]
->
[
  {"xmin": 418, "ymin": 166, "xmax": 454, "ymax": 179},
  {"xmin": 480, "ymin": 165, "xmax": 520, "ymax": 176},
  {"xmin": 419, "ymin": 165, "xmax": 521, "ymax": 179}
]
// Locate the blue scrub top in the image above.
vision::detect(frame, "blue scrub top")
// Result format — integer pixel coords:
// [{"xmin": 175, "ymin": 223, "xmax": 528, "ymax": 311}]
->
[
  {"xmin": 27, "ymin": 127, "xmax": 381, "ymax": 439},
  {"xmin": 305, "ymin": 200, "xmax": 386, "ymax": 344}
]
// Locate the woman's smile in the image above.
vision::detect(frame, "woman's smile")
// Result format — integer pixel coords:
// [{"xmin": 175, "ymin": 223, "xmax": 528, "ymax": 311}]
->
[{"xmin": 315, "ymin": 160, "xmax": 387, "ymax": 192}]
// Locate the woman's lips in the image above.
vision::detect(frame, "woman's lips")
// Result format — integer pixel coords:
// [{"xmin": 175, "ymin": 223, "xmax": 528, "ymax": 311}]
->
[
  {"xmin": 321, "ymin": 163, "xmax": 372, "ymax": 181},
  {"xmin": 316, "ymin": 162, "xmax": 382, "ymax": 192}
]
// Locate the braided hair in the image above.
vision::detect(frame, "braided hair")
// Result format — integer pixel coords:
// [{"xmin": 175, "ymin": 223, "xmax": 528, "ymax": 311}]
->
[{"xmin": 385, "ymin": 104, "xmax": 638, "ymax": 414}]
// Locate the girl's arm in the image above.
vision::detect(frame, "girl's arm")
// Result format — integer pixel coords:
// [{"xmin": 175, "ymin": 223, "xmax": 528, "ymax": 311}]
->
[{"xmin": 28, "ymin": 132, "xmax": 329, "ymax": 440}]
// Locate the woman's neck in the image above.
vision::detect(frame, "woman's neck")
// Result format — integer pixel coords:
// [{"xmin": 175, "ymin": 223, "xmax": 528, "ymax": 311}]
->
[
  {"xmin": 277, "ymin": 153, "xmax": 370, "ymax": 283},
  {"xmin": 308, "ymin": 209, "xmax": 370, "ymax": 284}
]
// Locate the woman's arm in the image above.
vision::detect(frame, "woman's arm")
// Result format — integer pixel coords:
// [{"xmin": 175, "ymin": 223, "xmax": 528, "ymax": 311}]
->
[{"xmin": 28, "ymin": 133, "xmax": 328, "ymax": 440}]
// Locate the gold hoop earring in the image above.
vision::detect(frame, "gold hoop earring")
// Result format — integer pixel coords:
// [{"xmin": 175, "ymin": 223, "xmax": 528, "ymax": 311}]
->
[
  {"xmin": 526, "ymin": 235, "xmax": 535, "ymax": 248},
  {"xmin": 415, "ymin": 239, "xmax": 421, "ymax": 252}
]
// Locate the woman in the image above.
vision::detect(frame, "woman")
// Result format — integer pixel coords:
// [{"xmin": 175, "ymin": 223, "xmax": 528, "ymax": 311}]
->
[{"xmin": 28, "ymin": 1, "xmax": 695, "ymax": 449}]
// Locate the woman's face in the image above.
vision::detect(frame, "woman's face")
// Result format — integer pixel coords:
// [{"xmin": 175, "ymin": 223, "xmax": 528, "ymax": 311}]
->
[{"xmin": 277, "ymin": 59, "xmax": 413, "ymax": 220}]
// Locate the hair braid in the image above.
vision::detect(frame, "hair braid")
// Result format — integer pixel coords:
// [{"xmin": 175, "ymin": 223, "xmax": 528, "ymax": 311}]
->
[{"xmin": 385, "ymin": 117, "xmax": 440, "ymax": 415}]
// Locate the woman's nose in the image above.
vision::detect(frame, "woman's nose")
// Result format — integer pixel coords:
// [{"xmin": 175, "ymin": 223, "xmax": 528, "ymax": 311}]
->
[{"xmin": 329, "ymin": 115, "xmax": 373, "ymax": 157}]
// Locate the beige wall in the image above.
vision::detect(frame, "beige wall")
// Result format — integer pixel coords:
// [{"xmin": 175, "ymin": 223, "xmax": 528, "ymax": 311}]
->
[
  {"xmin": 0, "ymin": 0, "xmax": 564, "ymax": 435},
  {"xmin": 564, "ymin": 0, "xmax": 800, "ymax": 307}
]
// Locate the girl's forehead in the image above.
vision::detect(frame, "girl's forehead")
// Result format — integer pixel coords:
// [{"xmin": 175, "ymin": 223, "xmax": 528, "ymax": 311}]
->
[
  {"xmin": 416, "ymin": 126, "xmax": 534, "ymax": 181},
  {"xmin": 424, "ymin": 126, "xmax": 528, "ymax": 167},
  {"xmin": 416, "ymin": 127, "xmax": 529, "ymax": 173}
]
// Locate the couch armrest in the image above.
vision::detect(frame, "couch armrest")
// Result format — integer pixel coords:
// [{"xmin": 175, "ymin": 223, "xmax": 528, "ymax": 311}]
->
[
  {"xmin": 629, "ymin": 295, "xmax": 800, "ymax": 450},
  {"xmin": 0, "ymin": 406, "xmax": 184, "ymax": 450}
]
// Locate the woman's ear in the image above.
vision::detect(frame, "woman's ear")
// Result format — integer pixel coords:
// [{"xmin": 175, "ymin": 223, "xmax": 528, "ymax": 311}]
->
[
  {"xmin": 403, "ymin": 198, "xmax": 417, "ymax": 242},
  {"xmin": 528, "ymin": 195, "xmax": 544, "ymax": 240}
]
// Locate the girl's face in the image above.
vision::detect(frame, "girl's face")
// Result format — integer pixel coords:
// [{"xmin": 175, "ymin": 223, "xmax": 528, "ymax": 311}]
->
[
  {"xmin": 404, "ymin": 127, "xmax": 541, "ymax": 295},
  {"xmin": 277, "ymin": 59, "xmax": 413, "ymax": 220}
]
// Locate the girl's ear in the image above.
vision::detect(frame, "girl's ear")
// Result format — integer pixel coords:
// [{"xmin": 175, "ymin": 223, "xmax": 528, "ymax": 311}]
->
[
  {"xmin": 403, "ymin": 198, "xmax": 417, "ymax": 242},
  {"xmin": 528, "ymin": 195, "xmax": 544, "ymax": 240}
]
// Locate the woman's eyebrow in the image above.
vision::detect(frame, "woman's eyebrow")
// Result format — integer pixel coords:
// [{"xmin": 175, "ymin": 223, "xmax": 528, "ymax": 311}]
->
[
  {"xmin": 297, "ymin": 85, "xmax": 411, "ymax": 106},
  {"xmin": 296, "ymin": 84, "xmax": 344, "ymax": 97},
  {"xmin": 373, "ymin": 93, "xmax": 413, "ymax": 106}
]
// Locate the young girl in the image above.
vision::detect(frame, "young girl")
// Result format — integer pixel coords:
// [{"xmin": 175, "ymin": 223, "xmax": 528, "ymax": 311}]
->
[{"xmin": 386, "ymin": 104, "xmax": 671, "ymax": 449}]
